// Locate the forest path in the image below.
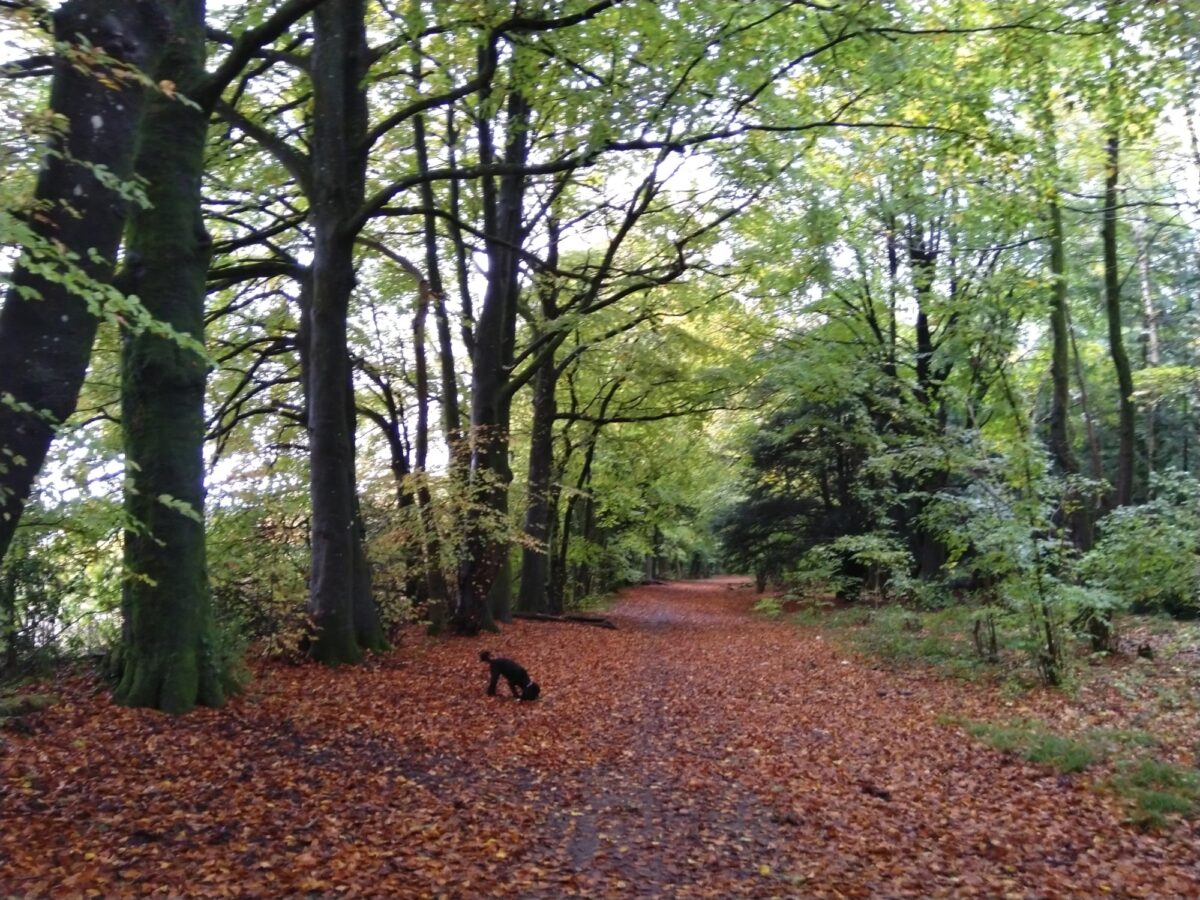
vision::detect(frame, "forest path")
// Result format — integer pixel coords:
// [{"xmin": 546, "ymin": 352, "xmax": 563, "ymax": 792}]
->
[{"xmin": 3, "ymin": 577, "xmax": 1198, "ymax": 897}]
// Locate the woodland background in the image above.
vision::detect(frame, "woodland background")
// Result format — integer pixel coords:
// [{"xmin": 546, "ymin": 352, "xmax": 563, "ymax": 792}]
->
[{"xmin": 1, "ymin": 0, "xmax": 1199, "ymax": 711}]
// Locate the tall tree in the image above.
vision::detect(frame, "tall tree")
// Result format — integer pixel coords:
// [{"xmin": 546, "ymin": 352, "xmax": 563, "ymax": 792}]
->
[
  {"xmin": 117, "ymin": 0, "xmax": 330, "ymax": 709},
  {"xmin": 1102, "ymin": 130, "xmax": 1135, "ymax": 507},
  {"xmin": 305, "ymin": 0, "xmax": 387, "ymax": 662},
  {"xmin": 116, "ymin": 0, "xmax": 223, "ymax": 711},
  {"xmin": 452, "ymin": 75, "xmax": 531, "ymax": 633},
  {"xmin": 0, "ymin": 1, "xmax": 169, "ymax": 563},
  {"xmin": 1098, "ymin": 1, "xmax": 1138, "ymax": 509},
  {"xmin": 1036, "ymin": 87, "xmax": 1093, "ymax": 550}
]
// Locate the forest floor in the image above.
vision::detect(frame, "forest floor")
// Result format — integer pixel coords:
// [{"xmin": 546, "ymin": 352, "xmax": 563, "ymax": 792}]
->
[{"xmin": 2, "ymin": 577, "xmax": 1199, "ymax": 898}]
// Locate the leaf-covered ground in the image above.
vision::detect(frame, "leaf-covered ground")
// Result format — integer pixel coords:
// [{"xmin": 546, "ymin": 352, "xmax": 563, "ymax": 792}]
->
[{"xmin": 2, "ymin": 578, "xmax": 1198, "ymax": 897}]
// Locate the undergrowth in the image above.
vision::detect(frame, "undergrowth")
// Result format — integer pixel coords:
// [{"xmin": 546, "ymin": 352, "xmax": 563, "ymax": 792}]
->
[
  {"xmin": 963, "ymin": 719, "xmax": 1099, "ymax": 773},
  {"xmin": 958, "ymin": 717, "xmax": 1197, "ymax": 829},
  {"xmin": 779, "ymin": 598, "xmax": 1199, "ymax": 830},
  {"xmin": 1108, "ymin": 759, "xmax": 1200, "ymax": 829},
  {"xmin": 784, "ymin": 602, "xmax": 1007, "ymax": 679}
]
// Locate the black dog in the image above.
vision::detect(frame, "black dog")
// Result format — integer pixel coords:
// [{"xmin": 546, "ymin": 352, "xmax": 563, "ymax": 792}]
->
[{"xmin": 480, "ymin": 651, "xmax": 540, "ymax": 701}]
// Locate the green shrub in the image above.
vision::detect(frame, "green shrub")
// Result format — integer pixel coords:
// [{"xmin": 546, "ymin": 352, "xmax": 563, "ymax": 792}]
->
[
  {"xmin": 1080, "ymin": 471, "xmax": 1200, "ymax": 618},
  {"xmin": 753, "ymin": 596, "xmax": 784, "ymax": 618}
]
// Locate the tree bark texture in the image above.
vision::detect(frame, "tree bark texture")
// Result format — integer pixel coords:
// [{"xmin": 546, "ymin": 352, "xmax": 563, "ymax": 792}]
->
[
  {"xmin": 305, "ymin": 0, "xmax": 385, "ymax": 662},
  {"xmin": 452, "ymin": 86, "xmax": 529, "ymax": 634},
  {"xmin": 116, "ymin": 0, "xmax": 224, "ymax": 713},
  {"xmin": 0, "ymin": 0, "xmax": 168, "ymax": 563},
  {"xmin": 1102, "ymin": 133, "xmax": 1135, "ymax": 507},
  {"xmin": 1046, "ymin": 194, "xmax": 1092, "ymax": 550},
  {"xmin": 517, "ymin": 357, "xmax": 557, "ymax": 613},
  {"xmin": 1136, "ymin": 228, "xmax": 1160, "ymax": 486}
]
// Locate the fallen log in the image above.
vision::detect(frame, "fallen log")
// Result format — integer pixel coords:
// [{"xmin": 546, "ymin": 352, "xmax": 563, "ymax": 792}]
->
[{"xmin": 512, "ymin": 612, "xmax": 618, "ymax": 630}]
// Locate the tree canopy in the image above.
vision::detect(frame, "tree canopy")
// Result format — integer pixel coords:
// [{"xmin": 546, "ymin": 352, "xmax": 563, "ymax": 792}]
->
[{"xmin": 1, "ymin": 0, "xmax": 1198, "ymax": 701}]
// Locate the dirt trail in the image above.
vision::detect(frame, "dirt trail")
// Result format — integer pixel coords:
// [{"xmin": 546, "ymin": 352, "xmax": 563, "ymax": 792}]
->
[
  {"xmin": 506, "ymin": 578, "xmax": 1200, "ymax": 897},
  {"xmin": 2, "ymin": 578, "xmax": 1198, "ymax": 898}
]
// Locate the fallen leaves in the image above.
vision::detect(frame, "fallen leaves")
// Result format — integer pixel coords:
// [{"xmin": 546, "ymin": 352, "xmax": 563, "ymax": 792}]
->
[{"xmin": 1, "ymin": 577, "xmax": 1198, "ymax": 897}]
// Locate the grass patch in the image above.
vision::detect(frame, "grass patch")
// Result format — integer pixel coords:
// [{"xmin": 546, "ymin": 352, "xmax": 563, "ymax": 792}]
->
[
  {"xmin": 753, "ymin": 596, "xmax": 787, "ymax": 618},
  {"xmin": 798, "ymin": 605, "xmax": 1001, "ymax": 678},
  {"xmin": 961, "ymin": 719, "xmax": 1198, "ymax": 828},
  {"xmin": 785, "ymin": 603, "xmax": 874, "ymax": 629},
  {"xmin": 0, "ymin": 692, "xmax": 57, "ymax": 719},
  {"xmin": 1108, "ymin": 759, "xmax": 1200, "ymax": 829},
  {"xmin": 1085, "ymin": 727, "xmax": 1159, "ymax": 751},
  {"xmin": 963, "ymin": 719, "xmax": 1101, "ymax": 773}
]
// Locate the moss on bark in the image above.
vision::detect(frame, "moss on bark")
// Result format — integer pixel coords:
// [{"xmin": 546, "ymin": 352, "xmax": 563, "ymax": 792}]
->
[{"xmin": 115, "ymin": 0, "xmax": 225, "ymax": 713}]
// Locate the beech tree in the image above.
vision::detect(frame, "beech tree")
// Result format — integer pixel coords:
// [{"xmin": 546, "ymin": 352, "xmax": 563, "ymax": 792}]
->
[
  {"xmin": 116, "ymin": 0, "xmax": 327, "ymax": 710},
  {"xmin": 0, "ymin": 0, "xmax": 168, "ymax": 563},
  {"xmin": 9, "ymin": 0, "xmax": 1197, "ymax": 692}
]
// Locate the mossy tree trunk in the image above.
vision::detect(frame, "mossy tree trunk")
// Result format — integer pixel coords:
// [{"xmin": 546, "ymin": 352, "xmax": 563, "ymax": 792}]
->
[
  {"xmin": 115, "ymin": 0, "xmax": 326, "ymax": 707},
  {"xmin": 0, "ymin": 0, "xmax": 168, "ymax": 564},
  {"xmin": 116, "ymin": 0, "xmax": 224, "ymax": 713}
]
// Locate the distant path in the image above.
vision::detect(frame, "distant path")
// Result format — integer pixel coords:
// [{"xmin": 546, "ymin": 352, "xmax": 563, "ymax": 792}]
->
[
  {"xmin": 2, "ymin": 577, "xmax": 1197, "ymax": 897},
  {"xmin": 503, "ymin": 577, "xmax": 1200, "ymax": 897}
]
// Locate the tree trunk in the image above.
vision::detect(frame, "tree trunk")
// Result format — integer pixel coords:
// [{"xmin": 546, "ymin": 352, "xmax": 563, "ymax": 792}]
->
[
  {"xmin": 554, "ymin": 420, "xmax": 608, "ymax": 609},
  {"xmin": 300, "ymin": 273, "xmax": 384, "ymax": 660},
  {"xmin": 453, "ymin": 84, "xmax": 529, "ymax": 633},
  {"xmin": 307, "ymin": 260, "xmax": 362, "ymax": 662},
  {"xmin": 350, "ymin": 495, "xmax": 384, "ymax": 649},
  {"xmin": 1, "ymin": 561, "xmax": 17, "ymax": 675},
  {"xmin": 347, "ymin": 371, "xmax": 386, "ymax": 651},
  {"xmin": 517, "ymin": 358, "xmax": 557, "ymax": 613},
  {"xmin": 411, "ymin": 101, "xmax": 455, "ymax": 613},
  {"xmin": 544, "ymin": 479, "xmax": 564, "ymax": 615},
  {"xmin": 1082, "ymin": 118, "xmax": 1127, "ymax": 653},
  {"xmin": 410, "ymin": 278, "xmax": 449, "ymax": 605},
  {"xmin": 490, "ymin": 550, "xmax": 513, "ymax": 622},
  {"xmin": 551, "ymin": 378, "xmax": 619, "ymax": 609},
  {"xmin": 413, "ymin": 100, "xmax": 463, "ymax": 459},
  {"xmin": 115, "ymin": 0, "xmax": 225, "ymax": 713},
  {"xmin": 1103, "ymin": 132, "xmax": 1135, "ymax": 508},
  {"xmin": 1137, "ymin": 228, "xmax": 1160, "ymax": 488},
  {"xmin": 573, "ymin": 495, "xmax": 597, "ymax": 600},
  {"xmin": 1046, "ymin": 193, "xmax": 1093, "ymax": 550},
  {"xmin": 1047, "ymin": 199, "xmax": 1075, "ymax": 476},
  {"xmin": 0, "ymin": 1, "xmax": 168, "ymax": 563},
  {"xmin": 305, "ymin": 0, "xmax": 384, "ymax": 662},
  {"xmin": 904, "ymin": 221, "xmax": 949, "ymax": 579},
  {"xmin": 1068, "ymin": 312, "xmax": 1105, "ymax": 484}
]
